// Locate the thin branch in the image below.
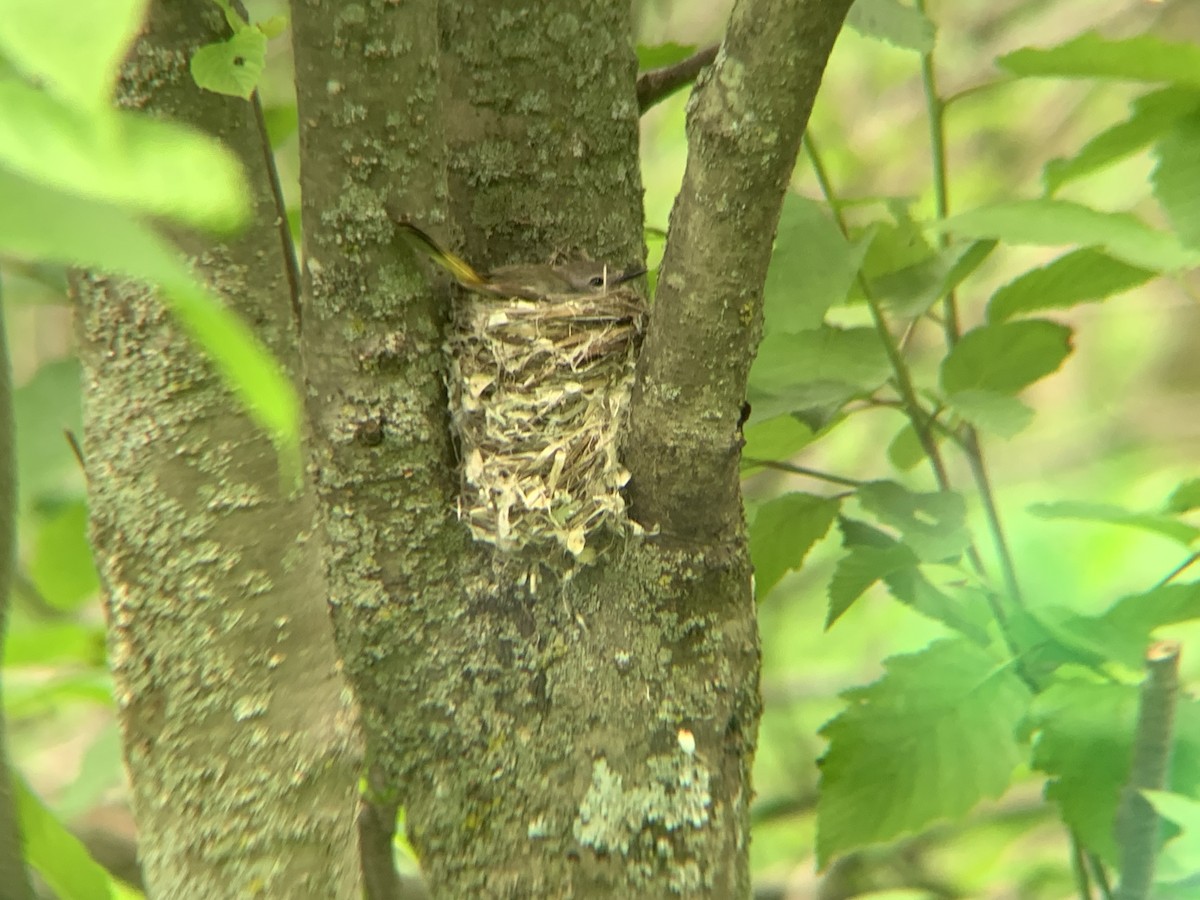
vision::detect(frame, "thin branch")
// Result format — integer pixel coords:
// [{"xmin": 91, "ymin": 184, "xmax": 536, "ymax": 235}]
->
[
  {"xmin": 1071, "ymin": 832, "xmax": 1094, "ymax": 900},
  {"xmin": 637, "ymin": 44, "xmax": 720, "ymax": 113},
  {"xmin": 743, "ymin": 458, "xmax": 862, "ymax": 488},
  {"xmin": 1090, "ymin": 854, "xmax": 1115, "ymax": 900},
  {"xmin": 912, "ymin": 3, "xmax": 1026, "ymax": 613},
  {"xmin": 1153, "ymin": 551, "xmax": 1200, "ymax": 589},
  {"xmin": 1114, "ymin": 640, "xmax": 1181, "ymax": 900},
  {"xmin": 64, "ymin": 428, "xmax": 86, "ymax": 472},
  {"xmin": 231, "ymin": 0, "xmax": 303, "ymax": 330},
  {"xmin": 251, "ymin": 91, "xmax": 304, "ymax": 330}
]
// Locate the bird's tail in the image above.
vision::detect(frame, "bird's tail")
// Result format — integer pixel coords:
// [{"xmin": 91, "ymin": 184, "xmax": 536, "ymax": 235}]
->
[{"xmin": 395, "ymin": 222, "xmax": 488, "ymax": 290}]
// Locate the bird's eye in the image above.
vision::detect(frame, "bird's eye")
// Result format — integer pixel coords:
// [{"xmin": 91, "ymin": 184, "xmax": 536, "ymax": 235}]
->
[{"xmin": 588, "ymin": 275, "xmax": 606, "ymax": 288}]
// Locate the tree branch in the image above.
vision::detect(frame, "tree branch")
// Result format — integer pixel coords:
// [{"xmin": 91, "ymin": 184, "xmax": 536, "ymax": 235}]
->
[
  {"xmin": 627, "ymin": 0, "xmax": 857, "ymax": 542},
  {"xmin": 637, "ymin": 44, "xmax": 720, "ymax": 113},
  {"xmin": 1114, "ymin": 640, "xmax": 1181, "ymax": 900}
]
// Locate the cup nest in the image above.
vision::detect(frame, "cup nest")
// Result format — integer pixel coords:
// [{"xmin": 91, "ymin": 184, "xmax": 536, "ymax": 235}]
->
[{"xmin": 447, "ymin": 286, "xmax": 647, "ymax": 564}]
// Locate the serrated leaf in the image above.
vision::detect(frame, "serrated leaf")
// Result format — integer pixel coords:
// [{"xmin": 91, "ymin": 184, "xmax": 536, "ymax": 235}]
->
[
  {"xmin": 827, "ymin": 543, "xmax": 916, "ymax": 627},
  {"xmin": 1028, "ymin": 679, "xmax": 1200, "ymax": 862},
  {"xmin": 636, "ymin": 42, "xmax": 697, "ymax": 70},
  {"xmin": 817, "ymin": 639, "xmax": 1030, "ymax": 865},
  {"xmin": 1029, "ymin": 500, "xmax": 1199, "ymax": 546},
  {"xmin": 190, "ymin": 27, "xmax": 268, "ymax": 99},
  {"xmin": 941, "ymin": 320, "xmax": 1073, "ymax": 396},
  {"xmin": 939, "ymin": 200, "xmax": 1200, "ymax": 272},
  {"xmin": 1153, "ymin": 112, "xmax": 1200, "ymax": 248},
  {"xmin": 1165, "ymin": 478, "xmax": 1200, "ymax": 514},
  {"xmin": 857, "ymin": 480, "xmax": 970, "ymax": 562},
  {"xmin": 986, "ymin": 248, "xmax": 1154, "ymax": 323},
  {"xmin": 30, "ymin": 499, "xmax": 99, "ymax": 610},
  {"xmin": 1028, "ymin": 679, "xmax": 1139, "ymax": 861},
  {"xmin": 750, "ymin": 493, "xmax": 840, "ymax": 599},
  {"xmin": 0, "ymin": 81, "xmax": 249, "ymax": 230},
  {"xmin": 765, "ymin": 195, "xmax": 871, "ymax": 334},
  {"xmin": 1044, "ymin": 87, "xmax": 1200, "ymax": 193},
  {"xmin": 999, "ymin": 32, "xmax": 1200, "ymax": 88},
  {"xmin": 0, "ymin": 0, "xmax": 146, "ymax": 111},
  {"xmin": 883, "ymin": 567, "xmax": 994, "ymax": 644},
  {"xmin": 845, "ymin": 0, "xmax": 935, "ymax": 53},
  {"xmin": 748, "ymin": 325, "xmax": 891, "ymax": 421},
  {"xmin": 945, "ymin": 390, "xmax": 1034, "ymax": 438},
  {"xmin": 741, "ymin": 414, "xmax": 815, "ymax": 471},
  {"xmin": 1094, "ymin": 583, "xmax": 1200, "ymax": 666}
]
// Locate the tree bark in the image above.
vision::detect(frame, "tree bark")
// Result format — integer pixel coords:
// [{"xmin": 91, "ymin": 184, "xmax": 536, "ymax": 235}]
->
[
  {"xmin": 289, "ymin": 0, "xmax": 851, "ymax": 894},
  {"xmin": 76, "ymin": 3, "xmax": 361, "ymax": 896}
]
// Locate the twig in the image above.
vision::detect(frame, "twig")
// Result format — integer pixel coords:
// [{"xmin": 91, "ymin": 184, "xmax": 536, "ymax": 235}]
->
[
  {"xmin": 1114, "ymin": 640, "xmax": 1181, "ymax": 900},
  {"xmin": 637, "ymin": 44, "xmax": 720, "ymax": 113},
  {"xmin": 1153, "ymin": 551, "xmax": 1200, "ymax": 589},
  {"xmin": 64, "ymin": 428, "xmax": 86, "ymax": 472},
  {"xmin": 743, "ymin": 457, "xmax": 862, "ymax": 488},
  {"xmin": 1071, "ymin": 831, "xmax": 1094, "ymax": 900}
]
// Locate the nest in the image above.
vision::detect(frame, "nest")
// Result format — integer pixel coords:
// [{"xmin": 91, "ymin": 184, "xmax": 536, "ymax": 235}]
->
[{"xmin": 447, "ymin": 286, "xmax": 647, "ymax": 566}]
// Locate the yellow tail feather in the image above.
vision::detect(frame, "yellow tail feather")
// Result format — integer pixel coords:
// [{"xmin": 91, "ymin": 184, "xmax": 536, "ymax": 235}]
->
[{"xmin": 395, "ymin": 222, "xmax": 487, "ymax": 288}]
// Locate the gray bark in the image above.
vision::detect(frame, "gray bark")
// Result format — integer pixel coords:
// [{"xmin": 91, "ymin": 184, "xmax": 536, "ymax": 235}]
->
[
  {"xmin": 76, "ymin": 3, "xmax": 361, "ymax": 896},
  {"xmin": 289, "ymin": 0, "xmax": 852, "ymax": 895}
]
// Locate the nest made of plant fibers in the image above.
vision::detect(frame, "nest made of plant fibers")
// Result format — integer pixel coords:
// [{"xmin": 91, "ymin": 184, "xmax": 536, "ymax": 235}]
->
[{"xmin": 447, "ymin": 284, "xmax": 648, "ymax": 566}]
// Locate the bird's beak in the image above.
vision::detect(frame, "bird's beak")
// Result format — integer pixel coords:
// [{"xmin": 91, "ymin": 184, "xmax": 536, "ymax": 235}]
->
[{"xmin": 614, "ymin": 265, "xmax": 647, "ymax": 285}]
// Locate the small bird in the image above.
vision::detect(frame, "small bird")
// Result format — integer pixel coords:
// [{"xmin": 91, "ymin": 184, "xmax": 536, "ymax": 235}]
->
[{"xmin": 395, "ymin": 221, "xmax": 645, "ymax": 301}]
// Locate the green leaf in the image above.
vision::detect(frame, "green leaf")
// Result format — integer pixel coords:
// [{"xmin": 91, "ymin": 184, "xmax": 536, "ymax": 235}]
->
[
  {"xmin": 29, "ymin": 499, "xmax": 99, "ymax": 610},
  {"xmin": 190, "ymin": 27, "xmax": 268, "ymax": 99},
  {"xmin": 0, "ymin": 0, "xmax": 147, "ymax": 111},
  {"xmin": 262, "ymin": 104, "xmax": 299, "ymax": 147},
  {"xmin": 1165, "ymin": 478, "xmax": 1200, "ymax": 514},
  {"xmin": 56, "ymin": 724, "xmax": 124, "ymax": 821},
  {"xmin": 750, "ymin": 493, "xmax": 840, "ymax": 599},
  {"xmin": 941, "ymin": 320, "xmax": 1073, "ymax": 395},
  {"xmin": 998, "ymin": 32, "xmax": 1200, "ymax": 88},
  {"xmin": 1044, "ymin": 87, "xmax": 1200, "ymax": 194},
  {"xmin": 4, "ymin": 621, "xmax": 105, "ymax": 667},
  {"xmin": 938, "ymin": 199, "xmax": 1200, "ymax": 272},
  {"xmin": 986, "ymin": 248, "xmax": 1154, "ymax": 323},
  {"xmin": 1093, "ymin": 583, "xmax": 1200, "ymax": 667},
  {"xmin": 636, "ymin": 42, "xmax": 697, "ymax": 70},
  {"xmin": 741, "ymin": 414, "xmax": 815, "ymax": 471},
  {"xmin": 1143, "ymin": 790, "xmax": 1200, "ymax": 887},
  {"xmin": 857, "ymin": 218, "xmax": 947, "ymax": 318},
  {"xmin": 845, "ymin": 0, "xmax": 935, "ymax": 54},
  {"xmin": 1153, "ymin": 112, "xmax": 1200, "ymax": 248},
  {"xmin": 1028, "ymin": 679, "xmax": 1200, "ymax": 863},
  {"xmin": 0, "ymin": 169, "xmax": 301, "ymax": 471},
  {"xmin": 765, "ymin": 196, "xmax": 870, "ymax": 334},
  {"xmin": 945, "ymin": 390, "xmax": 1034, "ymax": 438},
  {"xmin": 827, "ymin": 543, "xmax": 916, "ymax": 627},
  {"xmin": 16, "ymin": 771, "xmax": 130, "ymax": 900},
  {"xmin": 1028, "ymin": 678, "xmax": 1138, "ymax": 861},
  {"xmin": 13, "ymin": 357, "xmax": 84, "ymax": 507},
  {"xmin": 856, "ymin": 480, "xmax": 970, "ymax": 562},
  {"xmin": 0, "ymin": 82, "xmax": 249, "ymax": 231},
  {"xmin": 1029, "ymin": 500, "xmax": 1199, "ymax": 546},
  {"xmin": 749, "ymin": 326, "xmax": 891, "ymax": 422},
  {"xmin": 817, "ymin": 639, "xmax": 1030, "ymax": 865},
  {"xmin": 886, "ymin": 422, "xmax": 925, "ymax": 471}
]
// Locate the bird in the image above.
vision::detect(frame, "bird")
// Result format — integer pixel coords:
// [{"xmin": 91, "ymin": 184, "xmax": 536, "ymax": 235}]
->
[{"xmin": 394, "ymin": 220, "xmax": 645, "ymax": 301}]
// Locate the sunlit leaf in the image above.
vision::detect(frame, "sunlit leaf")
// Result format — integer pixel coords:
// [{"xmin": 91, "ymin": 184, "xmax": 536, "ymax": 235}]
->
[
  {"xmin": 999, "ymin": 32, "xmax": 1200, "ymax": 88},
  {"xmin": 817, "ymin": 639, "xmax": 1029, "ymax": 865},
  {"xmin": 750, "ymin": 493, "xmax": 840, "ymax": 599},
  {"xmin": 986, "ymin": 248, "xmax": 1153, "ymax": 323},
  {"xmin": 939, "ymin": 200, "xmax": 1200, "ymax": 272},
  {"xmin": 941, "ymin": 320, "xmax": 1073, "ymax": 396}
]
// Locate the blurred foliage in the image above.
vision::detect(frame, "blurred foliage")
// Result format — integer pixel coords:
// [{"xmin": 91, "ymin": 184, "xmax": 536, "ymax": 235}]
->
[{"xmin": 3, "ymin": 0, "xmax": 1200, "ymax": 897}]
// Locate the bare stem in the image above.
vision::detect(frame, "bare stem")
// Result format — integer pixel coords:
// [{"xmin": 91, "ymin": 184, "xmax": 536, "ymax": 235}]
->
[
  {"xmin": 637, "ymin": 44, "xmax": 720, "ymax": 113},
  {"xmin": 1114, "ymin": 641, "xmax": 1182, "ymax": 900}
]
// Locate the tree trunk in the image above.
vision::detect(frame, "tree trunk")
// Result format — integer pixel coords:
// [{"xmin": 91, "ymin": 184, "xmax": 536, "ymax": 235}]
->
[{"xmin": 76, "ymin": 3, "xmax": 361, "ymax": 896}]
